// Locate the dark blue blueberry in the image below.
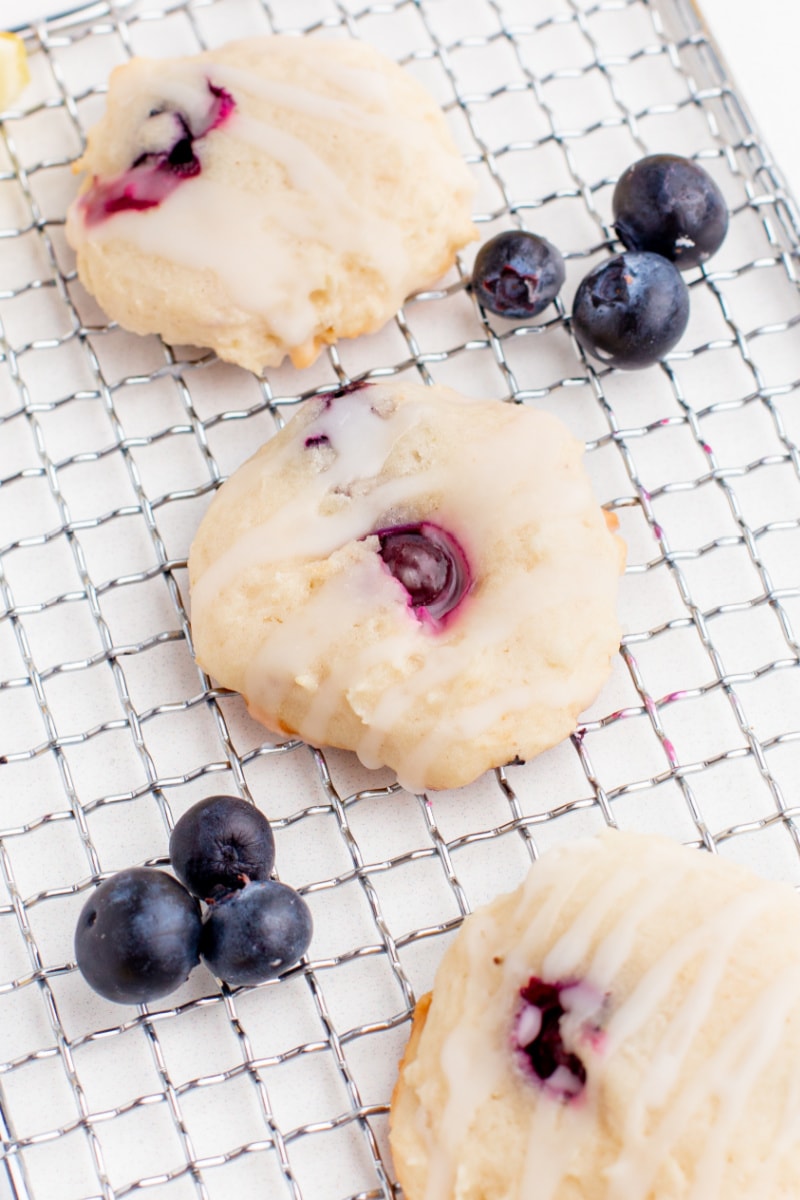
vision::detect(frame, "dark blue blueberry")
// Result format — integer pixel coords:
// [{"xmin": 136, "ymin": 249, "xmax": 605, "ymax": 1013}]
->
[
  {"xmin": 613, "ymin": 154, "xmax": 728, "ymax": 270},
  {"xmin": 200, "ymin": 881, "xmax": 313, "ymax": 986},
  {"xmin": 377, "ymin": 522, "xmax": 471, "ymax": 622},
  {"xmin": 571, "ymin": 250, "xmax": 689, "ymax": 370},
  {"xmin": 74, "ymin": 868, "xmax": 201, "ymax": 1005},
  {"xmin": 169, "ymin": 795, "xmax": 275, "ymax": 901},
  {"xmin": 471, "ymin": 230, "xmax": 565, "ymax": 319}
]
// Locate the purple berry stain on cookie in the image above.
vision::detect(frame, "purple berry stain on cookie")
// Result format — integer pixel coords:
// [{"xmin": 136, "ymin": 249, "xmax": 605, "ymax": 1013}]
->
[
  {"xmin": 304, "ymin": 433, "xmax": 331, "ymax": 449},
  {"xmin": 206, "ymin": 82, "xmax": 236, "ymax": 131},
  {"xmin": 377, "ymin": 522, "xmax": 471, "ymax": 626},
  {"xmin": 80, "ymin": 81, "xmax": 236, "ymax": 227},
  {"xmin": 514, "ymin": 976, "xmax": 605, "ymax": 1102}
]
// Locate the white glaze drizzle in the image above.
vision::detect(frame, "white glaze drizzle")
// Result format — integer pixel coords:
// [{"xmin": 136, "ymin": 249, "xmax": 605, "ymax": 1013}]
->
[
  {"xmin": 190, "ymin": 387, "xmax": 621, "ymax": 792},
  {"xmin": 608, "ymin": 964, "xmax": 800, "ymax": 1200},
  {"xmin": 602, "ymin": 887, "xmax": 778, "ymax": 1197},
  {"xmin": 755, "ymin": 1066, "xmax": 800, "ymax": 1198},
  {"xmin": 210, "ymin": 63, "xmax": 395, "ymax": 131},
  {"xmin": 88, "ymin": 178, "xmax": 322, "ymax": 346},
  {"xmin": 415, "ymin": 835, "xmax": 800, "ymax": 1200},
  {"xmin": 685, "ymin": 969, "xmax": 800, "ymax": 1199}
]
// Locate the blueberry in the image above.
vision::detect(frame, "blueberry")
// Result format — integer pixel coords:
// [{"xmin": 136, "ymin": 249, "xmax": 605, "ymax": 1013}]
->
[
  {"xmin": 169, "ymin": 795, "xmax": 275, "ymax": 901},
  {"xmin": 515, "ymin": 978, "xmax": 586, "ymax": 1100},
  {"xmin": 377, "ymin": 522, "xmax": 471, "ymax": 623},
  {"xmin": 514, "ymin": 976, "xmax": 609, "ymax": 1102},
  {"xmin": 571, "ymin": 250, "xmax": 689, "ymax": 370},
  {"xmin": 471, "ymin": 230, "xmax": 565, "ymax": 319},
  {"xmin": 165, "ymin": 134, "xmax": 201, "ymax": 178},
  {"xmin": 613, "ymin": 153, "xmax": 728, "ymax": 270},
  {"xmin": 83, "ymin": 82, "xmax": 236, "ymax": 227},
  {"xmin": 132, "ymin": 113, "xmax": 201, "ymax": 180},
  {"xmin": 200, "ymin": 881, "xmax": 313, "ymax": 986},
  {"xmin": 74, "ymin": 868, "xmax": 201, "ymax": 1005}
]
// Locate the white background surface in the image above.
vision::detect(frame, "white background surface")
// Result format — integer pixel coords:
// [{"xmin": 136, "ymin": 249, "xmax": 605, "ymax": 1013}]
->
[{"xmin": 699, "ymin": 0, "xmax": 800, "ymax": 198}]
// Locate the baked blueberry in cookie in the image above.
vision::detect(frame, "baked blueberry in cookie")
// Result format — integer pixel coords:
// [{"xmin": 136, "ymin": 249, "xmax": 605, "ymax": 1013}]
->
[
  {"xmin": 79, "ymin": 82, "xmax": 235, "ymax": 227},
  {"xmin": 515, "ymin": 978, "xmax": 586, "ymax": 1100},
  {"xmin": 377, "ymin": 523, "xmax": 471, "ymax": 625}
]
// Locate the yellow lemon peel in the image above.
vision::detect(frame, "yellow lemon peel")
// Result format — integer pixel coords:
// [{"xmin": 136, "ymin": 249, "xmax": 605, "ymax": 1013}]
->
[{"xmin": 0, "ymin": 32, "xmax": 30, "ymax": 110}]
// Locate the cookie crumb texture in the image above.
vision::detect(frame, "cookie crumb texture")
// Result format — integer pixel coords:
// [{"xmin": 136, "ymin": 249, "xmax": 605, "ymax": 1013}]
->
[
  {"xmin": 389, "ymin": 830, "xmax": 800, "ymax": 1199},
  {"xmin": 66, "ymin": 36, "xmax": 476, "ymax": 373},
  {"xmin": 188, "ymin": 382, "xmax": 624, "ymax": 792}
]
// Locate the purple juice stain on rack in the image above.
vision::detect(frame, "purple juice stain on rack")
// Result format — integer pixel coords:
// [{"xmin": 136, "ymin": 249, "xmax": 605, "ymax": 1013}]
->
[
  {"xmin": 330, "ymin": 380, "xmax": 373, "ymax": 399},
  {"xmin": 661, "ymin": 737, "xmax": 679, "ymax": 766},
  {"xmin": 605, "ymin": 707, "xmax": 634, "ymax": 723}
]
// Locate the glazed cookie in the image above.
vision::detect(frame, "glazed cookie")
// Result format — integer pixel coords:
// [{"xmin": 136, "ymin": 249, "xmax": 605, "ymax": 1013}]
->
[
  {"xmin": 390, "ymin": 830, "xmax": 800, "ymax": 1200},
  {"xmin": 65, "ymin": 36, "xmax": 476, "ymax": 373},
  {"xmin": 188, "ymin": 381, "xmax": 624, "ymax": 791}
]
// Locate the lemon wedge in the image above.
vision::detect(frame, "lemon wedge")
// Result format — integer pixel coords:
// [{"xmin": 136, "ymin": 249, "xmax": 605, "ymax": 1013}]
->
[{"xmin": 0, "ymin": 31, "xmax": 30, "ymax": 110}]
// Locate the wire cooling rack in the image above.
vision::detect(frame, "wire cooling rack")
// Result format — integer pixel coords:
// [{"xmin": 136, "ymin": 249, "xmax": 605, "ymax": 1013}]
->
[{"xmin": 2, "ymin": 0, "xmax": 800, "ymax": 1197}]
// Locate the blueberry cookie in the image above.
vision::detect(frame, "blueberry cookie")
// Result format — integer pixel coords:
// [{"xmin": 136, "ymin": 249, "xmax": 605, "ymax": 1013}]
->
[
  {"xmin": 66, "ymin": 37, "xmax": 476, "ymax": 372},
  {"xmin": 390, "ymin": 831, "xmax": 800, "ymax": 1199},
  {"xmin": 188, "ymin": 381, "xmax": 624, "ymax": 791}
]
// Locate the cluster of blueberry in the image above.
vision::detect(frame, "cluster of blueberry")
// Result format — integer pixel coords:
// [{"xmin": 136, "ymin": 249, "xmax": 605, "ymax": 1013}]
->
[
  {"xmin": 74, "ymin": 796, "xmax": 312, "ymax": 1004},
  {"xmin": 471, "ymin": 153, "xmax": 728, "ymax": 370}
]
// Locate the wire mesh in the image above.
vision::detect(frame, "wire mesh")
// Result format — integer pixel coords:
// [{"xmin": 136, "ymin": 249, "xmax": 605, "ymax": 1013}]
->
[{"xmin": 2, "ymin": 0, "xmax": 800, "ymax": 1196}]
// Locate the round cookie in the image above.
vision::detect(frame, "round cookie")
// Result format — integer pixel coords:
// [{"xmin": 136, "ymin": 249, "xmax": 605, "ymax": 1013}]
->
[
  {"xmin": 390, "ymin": 830, "xmax": 800, "ymax": 1199},
  {"xmin": 65, "ymin": 36, "xmax": 476, "ymax": 373},
  {"xmin": 188, "ymin": 380, "xmax": 624, "ymax": 791}
]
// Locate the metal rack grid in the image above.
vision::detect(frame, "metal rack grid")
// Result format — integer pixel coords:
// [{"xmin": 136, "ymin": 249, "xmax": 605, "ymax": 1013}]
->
[{"xmin": 2, "ymin": 0, "xmax": 800, "ymax": 1197}]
